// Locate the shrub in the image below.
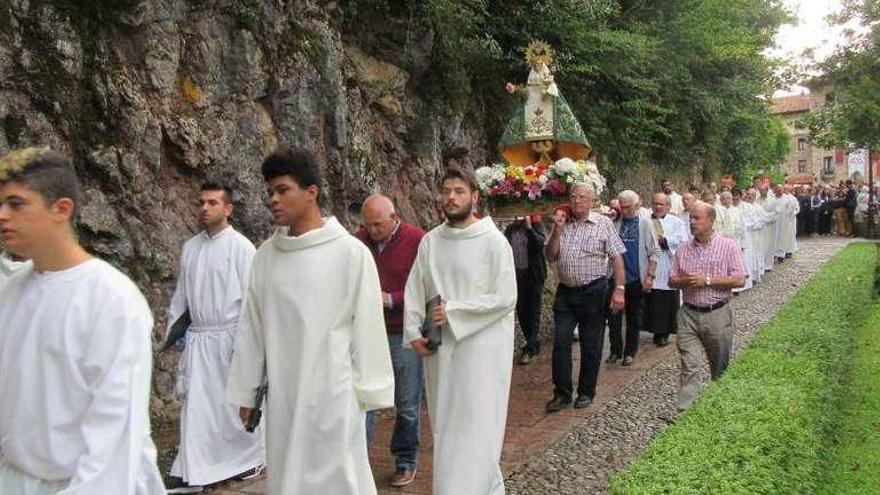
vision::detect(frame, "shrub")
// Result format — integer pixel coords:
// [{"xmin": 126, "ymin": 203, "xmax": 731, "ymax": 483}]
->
[{"xmin": 609, "ymin": 243, "xmax": 878, "ymax": 495}]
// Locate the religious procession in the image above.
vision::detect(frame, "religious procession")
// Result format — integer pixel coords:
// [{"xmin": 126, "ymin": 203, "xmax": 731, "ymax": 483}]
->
[{"xmin": 1, "ymin": 1, "xmax": 879, "ymax": 495}]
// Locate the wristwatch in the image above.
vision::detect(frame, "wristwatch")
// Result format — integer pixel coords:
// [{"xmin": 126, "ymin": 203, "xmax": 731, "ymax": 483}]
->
[
  {"xmin": 705, "ymin": 275, "xmax": 712, "ymax": 287},
  {"xmin": 615, "ymin": 285, "xmax": 625, "ymax": 291}
]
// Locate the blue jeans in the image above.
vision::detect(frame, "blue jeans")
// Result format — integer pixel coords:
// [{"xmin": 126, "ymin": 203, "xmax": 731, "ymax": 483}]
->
[{"xmin": 365, "ymin": 332, "xmax": 423, "ymax": 470}]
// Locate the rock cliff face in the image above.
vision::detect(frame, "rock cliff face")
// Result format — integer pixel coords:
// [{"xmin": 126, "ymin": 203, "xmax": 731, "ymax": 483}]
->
[{"xmin": 0, "ymin": 0, "xmax": 492, "ymax": 421}]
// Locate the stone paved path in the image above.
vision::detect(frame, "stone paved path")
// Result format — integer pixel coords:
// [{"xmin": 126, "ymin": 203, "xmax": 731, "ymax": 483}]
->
[{"xmin": 205, "ymin": 236, "xmax": 854, "ymax": 494}]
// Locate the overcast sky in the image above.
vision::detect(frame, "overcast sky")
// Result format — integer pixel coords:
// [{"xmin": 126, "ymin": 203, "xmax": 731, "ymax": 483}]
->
[{"xmin": 769, "ymin": 0, "xmax": 864, "ymax": 95}]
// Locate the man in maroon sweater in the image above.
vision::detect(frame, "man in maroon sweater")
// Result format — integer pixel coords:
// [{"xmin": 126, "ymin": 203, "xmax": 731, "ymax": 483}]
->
[{"xmin": 355, "ymin": 194, "xmax": 426, "ymax": 487}]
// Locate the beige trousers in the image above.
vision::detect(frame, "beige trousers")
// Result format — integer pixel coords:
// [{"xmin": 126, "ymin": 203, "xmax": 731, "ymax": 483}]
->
[{"xmin": 676, "ymin": 303, "xmax": 733, "ymax": 411}]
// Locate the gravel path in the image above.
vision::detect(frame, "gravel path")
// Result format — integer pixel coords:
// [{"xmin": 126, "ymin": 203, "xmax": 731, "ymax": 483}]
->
[{"xmin": 504, "ymin": 236, "xmax": 855, "ymax": 494}]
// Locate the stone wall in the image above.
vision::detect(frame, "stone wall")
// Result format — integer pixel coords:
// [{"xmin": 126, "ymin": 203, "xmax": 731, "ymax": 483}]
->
[{"xmin": 0, "ymin": 0, "xmax": 704, "ymax": 424}]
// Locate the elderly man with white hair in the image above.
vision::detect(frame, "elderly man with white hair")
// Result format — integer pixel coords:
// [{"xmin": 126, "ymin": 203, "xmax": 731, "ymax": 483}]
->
[{"xmin": 606, "ymin": 190, "xmax": 660, "ymax": 366}]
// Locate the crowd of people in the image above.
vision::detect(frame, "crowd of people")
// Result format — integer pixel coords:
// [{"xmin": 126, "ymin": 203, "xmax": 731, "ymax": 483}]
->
[{"xmin": 0, "ymin": 144, "xmax": 844, "ymax": 495}]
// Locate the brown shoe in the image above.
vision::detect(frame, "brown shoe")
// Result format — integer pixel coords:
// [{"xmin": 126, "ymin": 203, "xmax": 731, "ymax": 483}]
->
[{"xmin": 390, "ymin": 468, "xmax": 417, "ymax": 487}]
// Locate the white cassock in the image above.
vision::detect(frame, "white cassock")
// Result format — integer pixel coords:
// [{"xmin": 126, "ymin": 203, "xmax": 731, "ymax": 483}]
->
[
  {"xmin": 717, "ymin": 205, "xmax": 752, "ymax": 291},
  {"xmin": 403, "ymin": 217, "xmax": 516, "ymax": 495},
  {"xmin": 0, "ymin": 251, "xmax": 30, "ymax": 286},
  {"xmin": 0, "ymin": 259, "xmax": 165, "ymax": 495},
  {"xmin": 739, "ymin": 201, "xmax": 766, "ymax": 284},
  {"xmin": 167, "ymin": 226, "xmax": 265, "ymax": 485},
  {"xmin": 651, "ymin": 214, "xmax": 688, "ymax": 290},
  {"xmin": 755, "ymin": 192, "xmax": 778, "ymax": 271},
  {"xmin": 669, "ymin": 191, "xmax": 684, "ymax": 216},
  {"xmin": 775, "ymin": 193, "xmax": 799, "ymax": 256},
  {"xmin": 226, "ymin": 217, "xmax": 394, "ymax": 495},
  {"xmin": 677, "ymin": 212, "xmax": 693, "ymax": 241}
]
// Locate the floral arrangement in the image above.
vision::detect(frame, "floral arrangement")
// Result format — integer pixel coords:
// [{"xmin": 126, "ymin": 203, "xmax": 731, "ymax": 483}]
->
[{"xmin": 475, "ymin": 157, "xmax": 606, "ymax": 205}]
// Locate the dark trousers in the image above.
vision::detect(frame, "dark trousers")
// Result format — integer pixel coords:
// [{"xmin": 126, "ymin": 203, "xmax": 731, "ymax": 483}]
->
[
  {"xmin": 607, "ymin": 280, "xmax": 644, "ymax": 358},
  {"xmin": 644, "ymin": 289, "xmax": 680, "ymax": 340},
  {"xmin": 552, "ymin": 281, "xmax": 608, "ymax": 400},
  {"xmin": 515, "ymin": 270, "xmax": 543, "ymax": 355}
]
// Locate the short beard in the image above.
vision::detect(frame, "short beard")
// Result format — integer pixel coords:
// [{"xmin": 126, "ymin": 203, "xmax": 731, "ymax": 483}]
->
[{"xmin": 444, "ymin": 202, "xmax": 473, "ymax": 224}]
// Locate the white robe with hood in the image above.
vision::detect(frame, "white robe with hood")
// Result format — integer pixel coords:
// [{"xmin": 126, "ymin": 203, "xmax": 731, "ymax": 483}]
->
[
  {"xmin": 403, "ymin": 216, "xmax": 517, "ymax": 495},
  {"xmin": 167, "ymin": 226, "xmax": 265, "ymax": 485},
  {"xmin": 226, "ymin": 217, "xmax": 394, "ymax": 495},
  {"xmin": 0, "ymin": 259, "xmax": 165, "ymax": 495}
]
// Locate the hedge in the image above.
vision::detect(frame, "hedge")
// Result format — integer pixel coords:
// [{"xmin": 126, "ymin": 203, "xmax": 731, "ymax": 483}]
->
[
  {"xmin": 609, "ymin": 242, "xmax": 879, "ymax": 495},
  {"xmin": 816, "ymin": 301, "xmax": 880, "ymax": 493}
]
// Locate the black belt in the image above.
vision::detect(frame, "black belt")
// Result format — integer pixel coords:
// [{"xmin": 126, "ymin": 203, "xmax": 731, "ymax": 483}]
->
[
  {"xmin": 684, "ymin": 300, "xmax": 729, "ymax": 313},
  {"xmin": 559, "ymin": 278, "xmax": 605, "ymax": 291}
]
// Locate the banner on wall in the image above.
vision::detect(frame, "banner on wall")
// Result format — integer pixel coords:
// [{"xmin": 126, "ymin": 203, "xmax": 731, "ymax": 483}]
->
[{"xmin": 848, "ymin": 149, "xmax": 868, "ymax": 178}]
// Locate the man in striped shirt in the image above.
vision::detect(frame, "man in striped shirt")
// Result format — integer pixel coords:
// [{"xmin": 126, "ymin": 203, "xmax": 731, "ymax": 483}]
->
[
  {"xmin": 545, "ymin": 183, "xmax": 626, "ymax": 412},
  {"xmin": 669, "ymin": 201, "xmax": 747, "ymax": 411}
]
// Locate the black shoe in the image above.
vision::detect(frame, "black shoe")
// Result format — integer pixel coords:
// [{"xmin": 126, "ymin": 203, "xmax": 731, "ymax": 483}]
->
[
  {"xmin": 166, "ymin": 477, "xmax": 204, "ymax": 494},
  {"xmin": 518, "ymin": 353, "xmax": 533, "ymax": 365},
  {"xmin": 605, "ymin": 353, "xmax": 621, "ymax": 364},
  {"xmin": 545, "ymin": 395, "xmax": 572, "ymax": 413},
  {"xmin": 656, "ymin": 336, "xmax": 669, "ymax": 347},
  {"xmin": 573, "ymin": 395, "xmax": 593, "ymax": 409},
  {"xmin": 621, "ymin": 355, "xmax": 634, "ymax": 366}
]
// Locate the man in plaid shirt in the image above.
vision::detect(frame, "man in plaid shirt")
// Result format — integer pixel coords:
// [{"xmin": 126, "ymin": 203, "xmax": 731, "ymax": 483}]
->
[
  {"xmin": 545, "ymin": 183, "xmax": 626, "ymax": 412},
  {"xmin": 669, "ymin": 201, "xmax": 747, "ymax": 411}
]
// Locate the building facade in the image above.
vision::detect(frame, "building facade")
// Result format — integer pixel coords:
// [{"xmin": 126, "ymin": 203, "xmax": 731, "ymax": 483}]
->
[{"xmin": 771, "ymin": 93, "xmax": 848, "ymax": 185}]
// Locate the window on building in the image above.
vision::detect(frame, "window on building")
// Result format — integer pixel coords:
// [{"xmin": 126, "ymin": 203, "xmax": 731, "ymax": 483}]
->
[
  {"xmin": 797, "ymin": 138, "xmax": 807, "ymax": 151},
  {"xmin": 798, "ymin": 160, "xmax": 807, "ymax": 173},
  {"xmin": 823, "ymin": 156, "xmax": 833, "ymax": 174}
]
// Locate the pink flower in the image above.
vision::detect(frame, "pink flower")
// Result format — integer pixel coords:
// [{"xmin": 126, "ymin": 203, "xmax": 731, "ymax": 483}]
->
[
  {"xmin": 525, "ymin": 182, "xmax": 543, "ymax": 200},
  {"xmin": 497, "ymin": 179, "xmax": 515, "ymax": 195},
  {"xmin": 545, "ymin": 179, "xmax": 566, "ymax": 195},
  {"xmin": 505, "ymin": 82, "xmax": 517, "ymax": 94}
]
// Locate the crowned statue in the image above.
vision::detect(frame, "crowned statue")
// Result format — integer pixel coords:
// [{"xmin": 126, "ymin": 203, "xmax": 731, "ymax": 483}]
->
[{"xmin": 476, "ymin": 41, "xmax": 605, "ymax": 215}]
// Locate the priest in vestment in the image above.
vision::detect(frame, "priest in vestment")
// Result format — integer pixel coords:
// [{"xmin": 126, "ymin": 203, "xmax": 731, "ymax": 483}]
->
[
  {"xmin": 754, "ymin": 184, "xmax": 778, "ymax": 272},
  {"xmin": 736, "ymin": 188, "xmax": 765, "ymax": 286},
  {"xmin": 404, "ymin": 167, "xmax": 516, "ymax": 495},
  {"xmin": 226, "ymin": 147, "xmax": 394, "ymax": 495},
  {"xmin": 717, "ymin": 191, "xmax": 752, "ymax": 291},
  {"xmin": 166, "ymin": 183, "xmax": 264, "ymax": 492},
  {"xmin": 774, "ymin": 185, "xmax": 799, "ymax": 258},
  {"xmin": 0, "ymin": 148, "xmax": 165, "ymax": 495}
]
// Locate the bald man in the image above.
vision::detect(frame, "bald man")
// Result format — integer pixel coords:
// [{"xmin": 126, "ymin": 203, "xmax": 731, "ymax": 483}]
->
[{"xmin": 355, "ymin": 194, "xmax": 426, "ymax": 487}]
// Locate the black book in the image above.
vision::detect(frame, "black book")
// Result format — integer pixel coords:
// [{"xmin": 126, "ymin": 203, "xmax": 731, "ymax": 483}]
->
[
  {"xmin": 161, "ymin": 310, "xmax": 192, "ymax": 352},
  {"xmin": 421, "ymin": 295, "xmax": 443, "ymax": 350}
]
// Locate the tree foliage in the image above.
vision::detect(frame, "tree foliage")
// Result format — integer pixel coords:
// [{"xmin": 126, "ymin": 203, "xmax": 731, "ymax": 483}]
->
[
  {"xmin": 803, "ymin": 0, "xmax": 880, "ymax": 152},
  {"xmin": 342, "ymin": 0, "xmax": 792, "ymax": 184}
]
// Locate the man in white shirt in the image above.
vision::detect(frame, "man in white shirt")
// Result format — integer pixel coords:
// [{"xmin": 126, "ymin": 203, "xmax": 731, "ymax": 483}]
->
[
  {"xmin": 166, "ymin": 183, "xmax": 264, "ymax": 493},
  {"xmin": 661, "ymin": 179, "xmax": 685, "ymax": 217},
  {"xmin": 0, "ymin": 246, "xmax": 29, "ymax": 284},
  {"xmin": 0, "ymin": 147, "xmax": 164, "ymax": 495}
]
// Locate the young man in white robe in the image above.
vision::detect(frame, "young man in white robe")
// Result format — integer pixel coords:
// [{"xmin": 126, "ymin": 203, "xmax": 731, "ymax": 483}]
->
[
  {"xmin": 661, "ymin": 179, "xmax": 685, "ymax": 217},
  {"xmin": 226, "ymin": 147, "xmax": 394, "ymax": 495},
  {"xmin": 0, "ymin": 148, "xmax": 165, "ymax": 495},
  {"xmin": 404, "ymin": 166, "xmax": 517, "ymax": 495},
  {"xmin": 166, "ymin": 183, "xmax": 264, "ymax": 493}
]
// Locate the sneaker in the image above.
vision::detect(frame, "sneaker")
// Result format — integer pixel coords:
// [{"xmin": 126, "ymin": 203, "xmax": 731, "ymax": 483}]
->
[
  {"xmin": 518, "ymin": 353, "xmax": 533, "ymax": 365},
  {"xmin": 166, "ymin": 477, "xmax": 203, "ymax": 494},
  {"xmin": 235, "ymin": 464, "xmax": 266, "ymax": 481},
  {"xmin": 390, "ymin": 468, "xmax": 417, "ymax": 487},
  {"xmin": 621, "ymin": 355, "xmax": 635, "ymax": 366},
  {"xmin": 573, "ymin": 394, "xmax": 593, "ymax": 409},
  {"xmin": 605, "ymin": 353, "xmax": 621, "ymax": 364},
  {"xmin": 545, "ymin": 395, "xmax": 572, "ymax": 413}
]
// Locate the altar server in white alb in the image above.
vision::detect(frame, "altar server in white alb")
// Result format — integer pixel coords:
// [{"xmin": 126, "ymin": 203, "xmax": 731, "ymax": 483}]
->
[
  {"xmin": 404, "ymin": 166, "xmax": 517, "ymax": 495},
  {"xmin": 226, "ymin": 147, "xmax": 394, "ymax": 495},
  {"xmin": 755, "ymin": 181, "xmax": 778, "ymax": 272},
  {"xmin": 773, "ymin": 185, "xmax": 799, "ymax": 259},
  {"xmin": 0, "ymin": 148, "xmax": 165, "ymax": 495},
  {"xmin": 166, "ymin": 182, "xmax": 264, "ymax": 493}
]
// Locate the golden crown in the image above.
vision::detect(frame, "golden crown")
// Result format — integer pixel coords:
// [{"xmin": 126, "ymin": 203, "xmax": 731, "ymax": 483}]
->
[{"xmin": 525, "ymin": 40, "xmax": 554, "ymax": 68}]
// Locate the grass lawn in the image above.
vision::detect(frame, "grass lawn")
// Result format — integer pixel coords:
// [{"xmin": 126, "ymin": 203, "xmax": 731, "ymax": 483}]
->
[{"xmin": 817, "ymin": 302, "xmax": 880, "ymax": 494}]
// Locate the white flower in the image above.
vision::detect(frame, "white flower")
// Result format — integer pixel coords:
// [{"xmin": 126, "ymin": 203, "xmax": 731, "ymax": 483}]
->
[
  {"xmin": 553, "ymin": 157, "xmax": 577, "ymax": 175},
  {"xmin": 538, "ymin": 174, "xmax": 549, "ymax": 185}
]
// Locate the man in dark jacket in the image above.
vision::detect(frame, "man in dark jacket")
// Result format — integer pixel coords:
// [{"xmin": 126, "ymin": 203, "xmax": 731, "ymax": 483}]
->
[
  {"xmin": 355, "ymin": 194, "xmax": 425, "ymax": 487},
  {"xmin": 504, "ymin": 215, "xmax": 547, "ymax": 365}
]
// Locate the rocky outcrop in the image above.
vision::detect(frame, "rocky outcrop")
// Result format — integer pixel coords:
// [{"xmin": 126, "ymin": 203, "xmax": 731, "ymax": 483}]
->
[{"xmin": 0, "ymin": 0, "xmax": 492, "ymax": 422}]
